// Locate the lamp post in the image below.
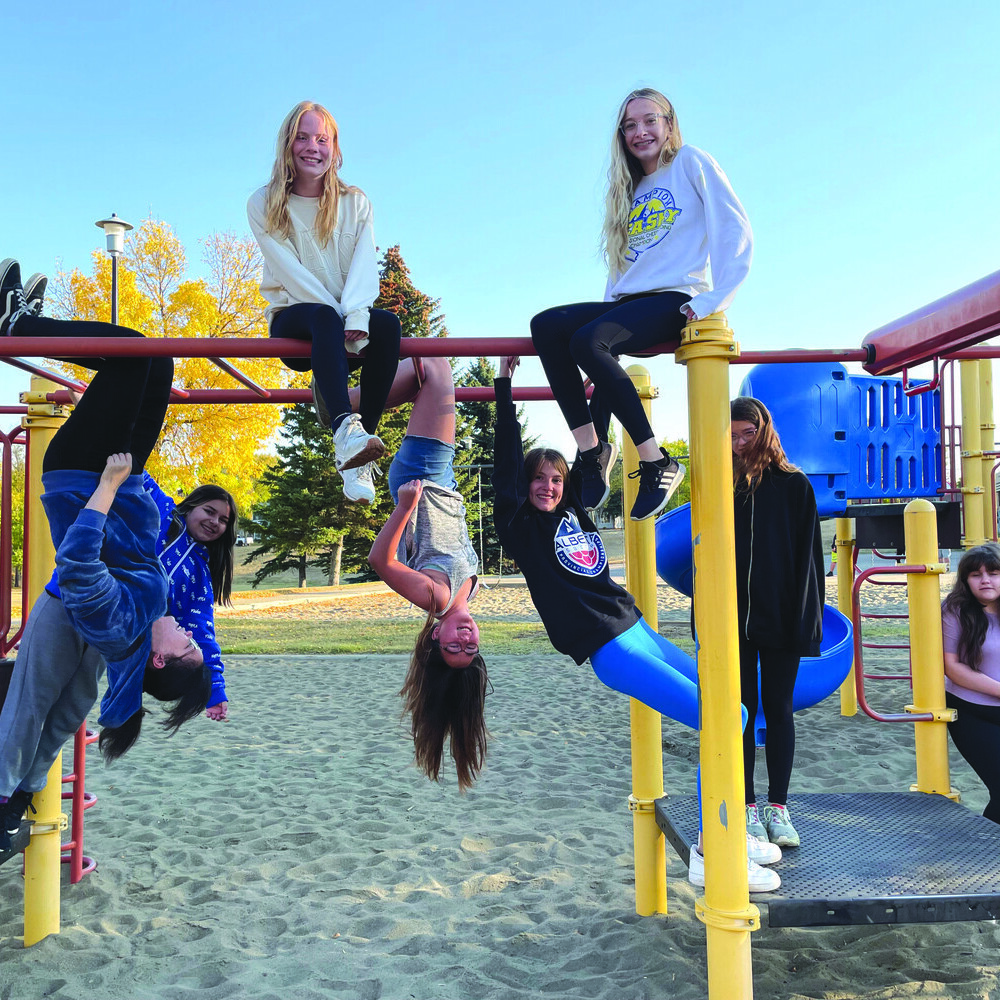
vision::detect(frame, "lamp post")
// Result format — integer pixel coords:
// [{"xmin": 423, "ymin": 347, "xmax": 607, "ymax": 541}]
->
[{"xmin": 94, "ymin": 214, "xmax": 133, "ymax": 325}]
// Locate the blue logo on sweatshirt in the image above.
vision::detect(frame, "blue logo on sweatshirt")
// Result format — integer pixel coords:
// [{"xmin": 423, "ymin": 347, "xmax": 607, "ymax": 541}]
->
[
  {"xmin": 626, "ymin": 187, "xmax": 681, "ymax": 262},
  {"xmin": 554, "ymin": 511, "xmax": 607, "ymax": 577}
]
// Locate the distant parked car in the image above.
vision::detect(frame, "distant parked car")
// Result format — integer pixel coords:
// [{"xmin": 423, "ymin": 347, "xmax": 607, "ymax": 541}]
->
[{"xmin": 236, "ymin": 534, "xmax": 254, "ymax": 546}]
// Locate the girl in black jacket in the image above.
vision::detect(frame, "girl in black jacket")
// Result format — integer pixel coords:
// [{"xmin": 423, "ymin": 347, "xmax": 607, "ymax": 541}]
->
[
  {"xmin": 731, "ymin": 396, "xmax": 824, "ymax": 851},
  {"xmin": 493, "ymin": 357, "xmax": 698, "ymax": 725}
]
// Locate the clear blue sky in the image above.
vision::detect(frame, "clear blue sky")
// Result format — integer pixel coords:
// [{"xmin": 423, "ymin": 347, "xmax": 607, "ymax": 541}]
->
[{"xmin": 4, "ymin": 1, "xmax": 998, "ymax": 456}]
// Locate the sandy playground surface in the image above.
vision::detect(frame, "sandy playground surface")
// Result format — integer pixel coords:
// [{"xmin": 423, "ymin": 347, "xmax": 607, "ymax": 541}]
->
[{"xmin": 3, "ymin": 576, "xmax": 1000, "ymax": 1000}]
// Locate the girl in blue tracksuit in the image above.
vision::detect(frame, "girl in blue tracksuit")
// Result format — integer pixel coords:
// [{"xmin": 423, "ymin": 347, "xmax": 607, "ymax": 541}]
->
[
  {"xmin": 145, "ymin": 476, "xmax": 238, "ymax": 721},
  {"xmin": 0, "ymin": 259, "xmax": 211, "ymax": 854}
]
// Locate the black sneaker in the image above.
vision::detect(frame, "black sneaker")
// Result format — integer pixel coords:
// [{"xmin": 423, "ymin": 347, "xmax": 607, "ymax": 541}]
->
[
  {"xmin": 628, "ymin": 449, "xmax": 685, "ymax": 521},
  {"xmin": 0, "ymin": 259, "xmax": 28, "ymax": 336},
  {"xmin": 23, "ymin": 272, "xmax": 47, "ymax": 317},
  {"xmin": 0, "ymin": 789, "xmax": 34, "ymax": 837},
  {"xmin": 574, "ymin": 441, "xmax": 617, "ymax": 510}
]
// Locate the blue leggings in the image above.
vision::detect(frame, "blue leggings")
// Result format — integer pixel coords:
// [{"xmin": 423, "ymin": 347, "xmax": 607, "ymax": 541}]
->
[{"xmin": 590, "ymin": 618, "xmax": 700, "ymax": 730}]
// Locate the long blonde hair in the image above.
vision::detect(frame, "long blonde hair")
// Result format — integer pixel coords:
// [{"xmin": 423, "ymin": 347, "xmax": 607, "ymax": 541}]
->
[
  {"xmin": 263, "ymin": 101, "xmax": 353, "ymax": 246},
  {"xmin": 601, "ymin": 88, "xmax": 684, "ymax": 280}
]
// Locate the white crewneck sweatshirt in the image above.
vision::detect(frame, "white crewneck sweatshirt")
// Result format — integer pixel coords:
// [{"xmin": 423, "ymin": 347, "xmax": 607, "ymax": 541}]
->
[
  {"xmin": 247, "ymin": 185, "xmax": 380, "ymax": 341},
  {"xmin": 605, "ymin": 145, "xmax": 752, "ymax": 320}
]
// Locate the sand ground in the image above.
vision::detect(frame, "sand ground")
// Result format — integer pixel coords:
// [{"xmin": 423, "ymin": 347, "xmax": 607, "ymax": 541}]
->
[{"xmin": 2, "ymin": 578, "xmax": 998, "ymax": 1000}]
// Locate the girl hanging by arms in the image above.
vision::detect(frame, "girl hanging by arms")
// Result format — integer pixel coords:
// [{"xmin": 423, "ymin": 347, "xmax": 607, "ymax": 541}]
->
[{"xmin": 494, "ymin": 357, "xmax": 780, "ymax": 891}]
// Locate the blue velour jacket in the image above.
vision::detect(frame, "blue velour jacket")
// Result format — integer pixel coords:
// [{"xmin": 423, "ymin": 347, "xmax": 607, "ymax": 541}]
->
[{"xmin": 41, "ymin": 470, "xmax": 168, "ymax": 728}]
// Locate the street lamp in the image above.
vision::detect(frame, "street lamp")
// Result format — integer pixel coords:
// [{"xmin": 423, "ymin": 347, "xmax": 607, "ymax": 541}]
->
[{"xmin": 94, "ymin": 213, "xmax": 133, "ymax": 325}]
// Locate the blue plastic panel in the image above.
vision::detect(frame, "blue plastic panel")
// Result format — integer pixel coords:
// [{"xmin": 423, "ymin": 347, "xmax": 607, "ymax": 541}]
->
[{"xmin": 739, "ymin": 363, "xmax": 941, "ymax": 516}]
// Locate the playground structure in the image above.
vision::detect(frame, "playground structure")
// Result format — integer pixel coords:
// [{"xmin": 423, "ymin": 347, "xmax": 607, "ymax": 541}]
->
[{"xmin": 0, "ymin": 267, "xmax": 999, "ymax": 1000}]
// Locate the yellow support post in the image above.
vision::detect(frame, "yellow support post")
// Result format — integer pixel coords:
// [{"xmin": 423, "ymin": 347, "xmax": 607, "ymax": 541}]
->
[
  {"xmin": 979, "ymin": 359, "xmax": 995, "ymax": 542},
  {"xmin": 21, "ymin": 376, "xmax": 68, "ymax": 947},
  {"xmin": 960, "ymin": 360, "xmax": 986, "ymax": 549},
  {"xmin": 676, "ymin": 314, "xmax": 758, "ymax": 1000},
  {"xmin": 903, "ymin": 499, "xmax": 957, "ymax": 799},
  {"xmin": 836, "ymin": 517, "xmax": 858, "ymax": 717},
  {"xmin": 622, "ymin": 365, "xmax": 667, "ymax": 917}
]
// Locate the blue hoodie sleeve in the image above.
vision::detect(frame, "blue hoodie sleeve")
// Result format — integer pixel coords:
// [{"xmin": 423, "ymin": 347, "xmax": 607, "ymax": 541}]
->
[{"xmin": 56, "ymin": 509, "xmax": 149, "ymax": 656}]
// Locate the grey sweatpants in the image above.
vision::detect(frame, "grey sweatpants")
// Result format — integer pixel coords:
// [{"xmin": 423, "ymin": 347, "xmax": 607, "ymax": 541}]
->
[{"xmin": 0, "ymin": 592, "xmax": 106, "ymax": 795}]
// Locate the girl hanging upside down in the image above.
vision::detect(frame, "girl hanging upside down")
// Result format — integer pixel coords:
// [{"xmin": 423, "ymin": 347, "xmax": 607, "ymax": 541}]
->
[
  {"xmin": 367, "ymin": 357, "xmax": 486, "ymax": 792},
  {"xmin": 0, "ymin": 259, "xmax": 211, "ymax": 855}
]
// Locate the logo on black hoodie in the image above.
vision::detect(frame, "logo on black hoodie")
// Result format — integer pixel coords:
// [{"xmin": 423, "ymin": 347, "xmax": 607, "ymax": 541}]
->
[{"xmin": 554, "ymin": 511, "xmax": 607, "ymax": 577}]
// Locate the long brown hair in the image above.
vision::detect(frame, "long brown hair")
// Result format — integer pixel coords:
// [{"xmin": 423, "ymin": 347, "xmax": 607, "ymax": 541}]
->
[
  {"xmin": 399, "ymin": 612, "xmax": 489, "ymax": 792},
  {"xmin": 731, "ymin": 396, "xmax": 796, "ymax": 494},
  {"xmin": 943, "ymin": 543, "xmax": 1000, "ymax": 671}
]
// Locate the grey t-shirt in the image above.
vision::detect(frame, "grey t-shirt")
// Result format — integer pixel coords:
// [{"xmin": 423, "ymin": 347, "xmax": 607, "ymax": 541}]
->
[{"xmin": 398, "ymin": 481, "xmax": 478, "ymax": 614}]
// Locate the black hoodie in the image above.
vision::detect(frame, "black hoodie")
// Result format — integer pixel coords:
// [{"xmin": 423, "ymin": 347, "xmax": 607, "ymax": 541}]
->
[
  {"xmin": 733, "ymin": 466, "xmax": 824, "ymax": 656},
  {"xmin": 492, "ymin": 378, "xmax": 638, "ymax": 664}
]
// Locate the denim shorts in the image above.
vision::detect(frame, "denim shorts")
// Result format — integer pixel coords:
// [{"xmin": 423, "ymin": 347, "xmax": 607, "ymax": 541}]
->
[{"xmin": 388, "ymin": 435, "xmax": 457, "ymax": 503}]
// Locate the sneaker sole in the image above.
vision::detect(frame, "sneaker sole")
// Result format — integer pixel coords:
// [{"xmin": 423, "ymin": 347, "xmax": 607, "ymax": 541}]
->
[
  {"xmin": 769, "ymin": 833, "xmax": 800, "ymax": 848},
  {"xmin": 336, "ymin": 436, "xmax": 385, "ymax": 472},
  {"xmin": 586, "ymin": 441, "xmax": 619, "ymax": 511},
  {"xmin": 629, "ymin": 462, "xmax": 686, "ymax": 522},
  {"xmin": 23, "ymin": 273, "xmax": 46, "ymax": 313}
]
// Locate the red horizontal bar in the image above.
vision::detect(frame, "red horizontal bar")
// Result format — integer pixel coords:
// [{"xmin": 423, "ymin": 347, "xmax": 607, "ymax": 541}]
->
[
  {"xmin": 0, "ymin": 336, "xmax": 539, "ymax": 360},
  {"xmin": 862, "ymin": 270, "xmax": 1000, "ymax": 376},
  {"xmin": 44, "ymin": 386, "xmax": 567, "ymax": 406}
]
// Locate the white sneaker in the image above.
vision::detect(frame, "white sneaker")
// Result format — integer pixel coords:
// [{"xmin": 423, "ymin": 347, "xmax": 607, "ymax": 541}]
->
[
  {"xmin": 341, "ymin": 461, "xmax": 380, "ymax": 504},
  {"xmin": 746, "ymin": 833, "xmax": 781, "ymax": 866},
  {"xmin": 687, "ymin": 844, "xmax": 781, "ymax": 893},
  {"xmin": 332, "ymin": 413, "xmax": 385, "ymax": 472}
]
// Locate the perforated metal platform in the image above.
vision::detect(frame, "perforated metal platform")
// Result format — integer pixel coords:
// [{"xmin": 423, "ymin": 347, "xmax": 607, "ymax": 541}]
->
[{"xmin": 655, "ymin": 792, "xmax": 1000, "ymax": 927}]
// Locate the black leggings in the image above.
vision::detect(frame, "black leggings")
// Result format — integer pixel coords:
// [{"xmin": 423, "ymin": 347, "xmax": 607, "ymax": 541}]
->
[
  {"xmin": 530, "ymin": 291, "xmax": 690, "ymax": 446},
  {"xmin": 15, "ymin": 315, "xmax": 172, "ymax": 475},
  {"xmin": 270, "ymin": 304, "xmax": 401, "ymax": 435},
  {"xmin": 946, "ymin": 692, "xmax": 1000, "ymax": 825},
  {"xmin": 739, "ymin": 636, "xmax": 801, "ymax": 805}
]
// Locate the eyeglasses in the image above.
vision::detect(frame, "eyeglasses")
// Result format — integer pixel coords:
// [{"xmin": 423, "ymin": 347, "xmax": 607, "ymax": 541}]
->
[
  {"xmin": 443, "ymin": 642, "xmax": 480, "ymax": 656},
  {"xmin": 731, "ymin": 429, "xmax": 758, "ymax": 445},
  {"xmin": 620, "ymin": 114, "xmax": 671, "ymax": 136}
]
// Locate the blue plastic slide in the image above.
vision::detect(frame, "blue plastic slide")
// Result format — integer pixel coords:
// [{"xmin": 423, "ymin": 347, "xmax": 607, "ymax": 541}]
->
[{"xmin": 654, "ymin": 503, "xmax": 854, "ymax": 744}]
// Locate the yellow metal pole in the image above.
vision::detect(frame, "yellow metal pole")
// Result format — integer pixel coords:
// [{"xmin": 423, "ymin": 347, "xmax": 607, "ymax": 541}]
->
[
  {"xmin": 979, "ymin": 359, "xmax": 995, "ymax": 542},
  {"xmin": 622, "ymin": 365, "xmax": 667, "ymax": 917},
  {"xmin": 960, "ymin": 360, "xmax": 986, "ymax": 549},
  {"xmin": 676, "ymin": 315, "xmax": 758, "ymax": 1000},
  {"xmin": 21, "ymin": 377, "xmax": 68, "ymax": 947},
  {"xmin": 903, "ymin": 499, "xmax": 957, "ymax": 799},
  {"xmin": 836, "ymin": 517, "xmax": 858, "ymax": 717}
]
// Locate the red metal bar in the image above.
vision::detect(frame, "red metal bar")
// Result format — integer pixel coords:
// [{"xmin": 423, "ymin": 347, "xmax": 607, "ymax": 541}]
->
[
  {"xmin": 208, "ymin": 358, "xmax": 271, "ymax": 398},
  {"xmin": 852, "ymin": 565, "xmax": 934, "ymax": 722},
  {"xmin": 61, "ymin": 724, "xmax": 98, "ymax": 882},
  {"xmin": 862, "ymin": 269, "xmax": 1000, "ymax": 376},
  {"xmin": 0, "ymin": 337, "xmax": 879, "ymax": 366},
  {"xmin": 0, "ymin": 429, "xmax": 11, "ymax": 655},
  {"xmin": 45, "ymin": 386, "xmax": 573, "ymax": 406}
]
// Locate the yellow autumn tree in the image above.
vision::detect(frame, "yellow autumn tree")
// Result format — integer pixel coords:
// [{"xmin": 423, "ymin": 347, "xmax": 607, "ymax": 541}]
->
[{"xmin": 51, "ymin": 219, "xmax": 302, "ymax": 513}]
